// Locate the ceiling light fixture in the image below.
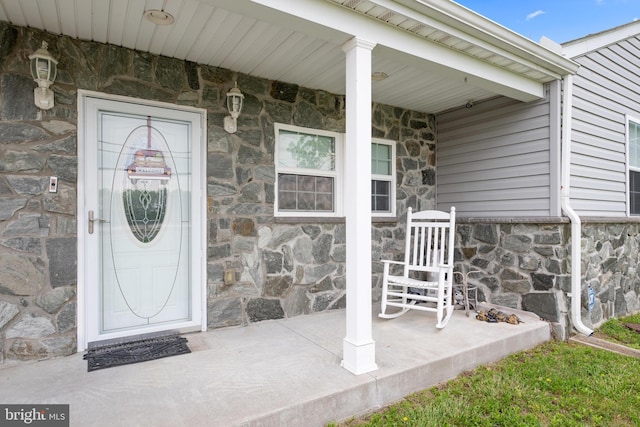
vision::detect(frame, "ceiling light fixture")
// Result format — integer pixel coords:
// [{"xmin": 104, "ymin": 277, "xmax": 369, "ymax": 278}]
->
[
  {"xmin": 371, "ymin": 71, "xmax": 388, "ymax": 81},
  {"xmin": 143, "ymin": 9, "xmax": 175, "ymax": 25}
]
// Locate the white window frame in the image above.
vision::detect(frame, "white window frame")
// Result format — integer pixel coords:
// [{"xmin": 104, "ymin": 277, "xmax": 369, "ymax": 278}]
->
[
  {"xmin": 371, "ymin": 138, "xmax": 396, "ymax": 218},
  {"xmin": 626, "ymin": 115, "xmax": 640, "ymax": 216},
  {"xmin": 274, "ymin": 123, "xmax": 344, "ymax": 217},
  {"xmin": 274, "ymin": 124, "xmax": 397, "ymax": 218}
]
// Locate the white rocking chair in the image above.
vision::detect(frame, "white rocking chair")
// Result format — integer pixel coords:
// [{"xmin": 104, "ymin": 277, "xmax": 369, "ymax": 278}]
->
[{"xmin": 379, "ymin": 207, "xmax": 456, "ymax": 328}]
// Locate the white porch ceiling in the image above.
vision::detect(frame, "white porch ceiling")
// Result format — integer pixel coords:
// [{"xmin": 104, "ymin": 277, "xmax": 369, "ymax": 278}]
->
[{"xmin": 0, "ymin": 0, "xmax": 578, "ymax": 114}]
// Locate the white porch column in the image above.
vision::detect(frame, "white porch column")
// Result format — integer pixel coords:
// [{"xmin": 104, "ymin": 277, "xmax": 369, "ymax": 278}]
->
[{"xmin": 341, "ymin": 37, "xmax": 378, "ymax": 375}]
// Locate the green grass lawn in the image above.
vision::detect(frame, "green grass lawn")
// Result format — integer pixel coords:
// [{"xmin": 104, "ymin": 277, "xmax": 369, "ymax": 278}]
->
[
  {"xmin": 330, "ymin": 315, "xmax": 640, "ymax": 427},
  {"xmin": 596, "ymin": 313, "xmax": 640, "ymax": 350}
]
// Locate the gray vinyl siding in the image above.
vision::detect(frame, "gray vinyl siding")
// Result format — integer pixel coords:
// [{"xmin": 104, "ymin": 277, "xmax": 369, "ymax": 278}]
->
[
  {"xmin": 570, "ymin": 36, "xmax": 640, "ymax": 217},
  {"xmin": 436, "ymin": 87, "xmax": 557, "ymax": 217}
]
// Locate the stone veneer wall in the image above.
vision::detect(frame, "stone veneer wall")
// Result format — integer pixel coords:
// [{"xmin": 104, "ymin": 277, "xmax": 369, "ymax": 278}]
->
[
  {"xmin": 0, "ymin": 23, "xmax": 436, "ymax": 363},
  {"xmin": 581, "ymin": 222, "xmax": 640, "ymax": 327},
  {"xmin": 447, "ymin": 219, "xmax": 640, "ymax": 339}
]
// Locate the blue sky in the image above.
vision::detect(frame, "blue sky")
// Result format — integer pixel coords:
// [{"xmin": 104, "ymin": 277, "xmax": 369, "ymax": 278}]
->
[{"xmin": 455, "ymin": 0, "xmax": 640, "ymax": 44}]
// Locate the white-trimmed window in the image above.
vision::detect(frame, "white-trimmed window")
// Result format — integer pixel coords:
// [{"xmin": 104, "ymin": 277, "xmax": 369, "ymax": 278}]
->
[
  {"xmin": 629, "ymin": 118, "xmax": 640, "ymax": 215},
  {"xmin": 371, "ymin": 138, "xmax": 396, "ymax": 217},
  {"xmin": 274, "ymin": 124, "xmax": 396, "ymax": 218},
  {"xmin": 275, "ymin": 124, "xmax": 343, "ymax": 217}
]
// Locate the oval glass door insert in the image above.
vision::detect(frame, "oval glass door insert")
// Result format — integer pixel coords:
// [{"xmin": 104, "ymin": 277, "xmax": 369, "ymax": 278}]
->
[{"xmin": 109, "ymin": 116, "xmax": 183, "ymax": 321}]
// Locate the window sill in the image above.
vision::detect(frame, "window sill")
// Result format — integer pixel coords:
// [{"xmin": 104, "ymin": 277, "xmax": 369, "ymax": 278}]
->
[
  {"xmin": 273, "ymin": 216, "xmax": 398, "ymax": 224},
  {"xmin": 274, "ymin": 216, "xmax": 345, "ymax": 224}
]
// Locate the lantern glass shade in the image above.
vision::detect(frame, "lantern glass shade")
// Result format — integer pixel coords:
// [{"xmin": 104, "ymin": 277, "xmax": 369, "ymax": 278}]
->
[
  {"xmin": 29, "ymin": 42, "xmax": 58, "ymax": 88},
  {"xmin": 226, "ymin": 84, "xmax": 244, "ymax": 119},
  {"xmin": 31, "ymin": 57, "xmax": 57, "ymax": 85}
]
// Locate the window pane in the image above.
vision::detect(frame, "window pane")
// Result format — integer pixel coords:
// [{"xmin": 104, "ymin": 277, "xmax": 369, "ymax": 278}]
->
[
  {"xmin": 371, "ymin": 142, "xmax": 391, "ymax": 175},
  {"xmin": 277, "ymin": 173, "xmax": 334, "ymax": 212},
  {"xmin": 315, "ymin": 177, "xmax": 334, "ymax": 211},
  {"xmin": 279, "ymin": 191, "xmax": 297, "ymax": 210},
  {"xmin": 631, "ymin": 170, "xmax": 640, "ymax": 215},
  {"xmin": 298, "ymin": 175, "xmax": 316, "ymax": 191},
  {"xmin": 631, "ymin": 122, "xmax": 640, "ymax": 168},
  {"xmin": 278, "ymin": 174, "xmax": 297, "ymax": 191},
  {"xmin": 316, "ymin": 176, "xmax": 333, "ymax": 193},
  {"xmin": 278, "ymin": 130, "xmax": 335, "ymax": 171},
  {"xmin": 373, "ymin": 195, "xmax": 390, "ymax": 212},
  {"xmin": 316, "ymin": 193, "xmax": 333, "ymax": 211},
  {"xmin": 298, "ymin": 192, "xmax": 316, "ymax": 210},
  {"xmin": 371, "ymin": 180, "xmax": 390, "ymax": 212}
]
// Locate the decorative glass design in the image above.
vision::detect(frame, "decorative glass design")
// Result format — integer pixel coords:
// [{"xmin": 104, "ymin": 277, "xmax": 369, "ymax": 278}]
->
[
  {"xmin": 123, "ymin": 185, "xmax": 167, "ymax": 243},
  {"xmin": 119, "ymin": 116, "xmax": 171, "ymax": 243}
]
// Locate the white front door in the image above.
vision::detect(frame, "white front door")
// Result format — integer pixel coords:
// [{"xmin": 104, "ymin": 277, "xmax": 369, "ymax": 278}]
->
[{"xmin": 78, "ymin": 93, "xmax": 206, "ymax": 347}]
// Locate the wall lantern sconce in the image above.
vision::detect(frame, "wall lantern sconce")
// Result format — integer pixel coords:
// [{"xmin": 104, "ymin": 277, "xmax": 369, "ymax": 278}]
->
[
  {"xmin": 29, "ymin": 41, "xmax": 58, "ymax": 110},
  {"xmin": 224, "ymin": 82, "xmax": 244, "ymax": 134}
]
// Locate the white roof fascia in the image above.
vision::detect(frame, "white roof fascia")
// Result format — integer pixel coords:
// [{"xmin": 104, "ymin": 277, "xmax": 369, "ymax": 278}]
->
[
  {"xmin": 380, "ymin": 0, "xmax": 579, "ymax": 76},
  {"xmin": 351, "ymin": 0, "xmax": 561, "ymax": 82},
  {"xmin": 562, "ymin": 20, "xmax": 640, "ymax": 59}
]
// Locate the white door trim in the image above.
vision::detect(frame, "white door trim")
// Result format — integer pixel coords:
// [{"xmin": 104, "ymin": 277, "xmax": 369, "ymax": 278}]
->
[{"xmin": 77, "ymin": 90, "xmax": 207, "ymax": 351}]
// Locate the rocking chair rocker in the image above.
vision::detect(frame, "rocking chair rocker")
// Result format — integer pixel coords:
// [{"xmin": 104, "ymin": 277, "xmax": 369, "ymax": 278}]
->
[{"xmin": 379, "ymin": 207, "xmax": 456, "ymax": 328}]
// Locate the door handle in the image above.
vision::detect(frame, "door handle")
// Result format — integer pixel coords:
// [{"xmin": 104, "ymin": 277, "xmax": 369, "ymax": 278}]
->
[{"xmin": 88, "ymin": 210, "xmax": 109, "ymax": 234}]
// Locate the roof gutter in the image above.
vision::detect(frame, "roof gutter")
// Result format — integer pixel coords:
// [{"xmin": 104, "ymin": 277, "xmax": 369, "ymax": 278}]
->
[{"xmin": 560, "ymin": 74, "xmax": 594, "ymax": 336}]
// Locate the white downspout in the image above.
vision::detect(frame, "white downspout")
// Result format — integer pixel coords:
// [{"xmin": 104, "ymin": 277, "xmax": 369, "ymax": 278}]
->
[{"xmin": 560, "ymin": 74, "xmax": 594, "ymax": 336}]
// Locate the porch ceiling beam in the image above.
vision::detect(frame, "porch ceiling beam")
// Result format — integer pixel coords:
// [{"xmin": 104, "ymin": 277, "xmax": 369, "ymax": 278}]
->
[
  {"xmin": 374, "ymin": 44, "xmax": 544, "ymax": 104},
  {"xmin": 202, "ymin": 0, "xmax": 351, "ymax": 44},
  {"xmin": 225, "ymin": 0, "xmax": 563, "ymax": 102}
]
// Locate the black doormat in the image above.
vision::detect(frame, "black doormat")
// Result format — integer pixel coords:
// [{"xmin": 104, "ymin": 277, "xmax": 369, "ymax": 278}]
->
[{"xmin": 83, "ymin": 335, "xmax": 190, "ymax": 372}]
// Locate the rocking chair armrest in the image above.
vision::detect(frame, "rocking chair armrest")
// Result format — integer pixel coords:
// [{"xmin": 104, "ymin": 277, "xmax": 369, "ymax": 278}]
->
[
  {"xmin": 380, "ymin": 260, "xmax": 405, "ymax": 266},
  {"xmin": 381, "ymin": 259, "xmax": 404, "ymax": 275}
]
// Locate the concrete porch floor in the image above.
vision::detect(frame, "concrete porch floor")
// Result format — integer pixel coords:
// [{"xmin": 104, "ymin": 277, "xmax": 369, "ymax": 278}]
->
[{"xmin": 0, "ymin": 305, "xmax": 550, "ymax": 427}]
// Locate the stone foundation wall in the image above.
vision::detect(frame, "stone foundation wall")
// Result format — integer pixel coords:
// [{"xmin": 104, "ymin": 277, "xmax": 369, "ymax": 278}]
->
[
  {"xmin": 582, "ymin": 222, "xmax": 640, "ymax": 326},
  {"xmin": 447, "ymin": 220, "xmax": 640, "ymax": 339},
  {"xmin": 0, "ymin": 23, "xmax": 435, "ymax": 363}
]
